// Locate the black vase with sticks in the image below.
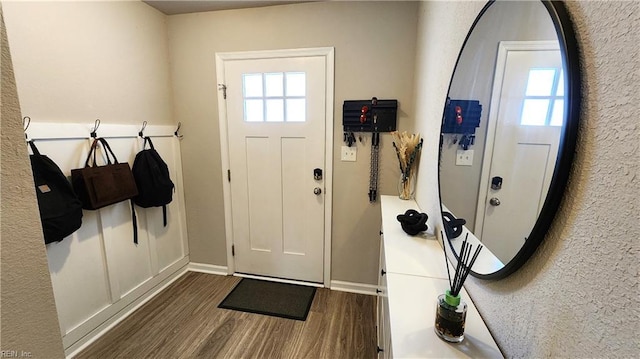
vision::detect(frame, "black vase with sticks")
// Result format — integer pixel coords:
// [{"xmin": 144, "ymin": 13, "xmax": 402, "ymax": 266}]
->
[{"xmin": 435, "ymin": 232, "xmax": 483, "ymax": 343}]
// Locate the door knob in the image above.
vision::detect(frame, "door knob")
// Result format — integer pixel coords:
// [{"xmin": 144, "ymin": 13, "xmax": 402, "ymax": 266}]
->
[
  {"xmin": 489, "ymin": 197, "xmax": 501, "ymax": 206},
  {"xmin": 314, "ymin": 187, "xmax": 322, "ymax": 195}
]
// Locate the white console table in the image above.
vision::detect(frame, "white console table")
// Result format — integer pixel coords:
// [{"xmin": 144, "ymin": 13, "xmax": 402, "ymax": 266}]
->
[{"xmin": 377, "ymin": 195, "xmax": 503, "ymax": 358}]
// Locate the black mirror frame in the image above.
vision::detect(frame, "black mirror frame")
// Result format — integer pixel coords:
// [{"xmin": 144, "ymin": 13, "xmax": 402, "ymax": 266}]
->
[{"xmin": 439, "ymin": 0, "xmax": 581, "ymax": 280}]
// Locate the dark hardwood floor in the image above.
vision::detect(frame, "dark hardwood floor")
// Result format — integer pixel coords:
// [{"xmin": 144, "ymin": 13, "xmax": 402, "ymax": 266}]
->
[{"xmin": 75, "ymin": 272, "xmax": 377, "ymax": 359}]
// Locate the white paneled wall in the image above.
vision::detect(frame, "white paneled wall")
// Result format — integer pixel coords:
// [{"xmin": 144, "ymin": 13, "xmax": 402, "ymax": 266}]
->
[{"xmin": 26, "ymin": 122, "xmax": 189, "ymax": 354}]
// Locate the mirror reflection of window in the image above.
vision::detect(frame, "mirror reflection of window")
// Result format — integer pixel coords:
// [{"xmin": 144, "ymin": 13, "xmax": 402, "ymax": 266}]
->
[{"xmin": 520, "ymin": 68, "xmax": 565, "ymax": 126}]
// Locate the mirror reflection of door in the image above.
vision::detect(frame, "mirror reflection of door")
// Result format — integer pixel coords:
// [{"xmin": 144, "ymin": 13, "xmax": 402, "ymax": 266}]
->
[{"xmin": 476, "ymin": 41, "xmax": 562, "ymax": 263}]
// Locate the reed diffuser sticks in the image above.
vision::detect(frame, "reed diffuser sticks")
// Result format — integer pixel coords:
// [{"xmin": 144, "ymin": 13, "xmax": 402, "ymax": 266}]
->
[
  {"xmin": 447, "ymin": 233, "xmax": 483, "ymax": 296},
  {"xmin": 435, "ymin": 231, "xmax": 483, "ymax": 342}
]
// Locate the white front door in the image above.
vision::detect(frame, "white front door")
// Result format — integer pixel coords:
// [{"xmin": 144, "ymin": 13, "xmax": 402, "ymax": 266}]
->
[
  {"xmin": 477, "ymin": 41, "xmax": 563, "ymax": 264},
  {"xmin": 218, "ymin": 50, "xmax": 331, "ymax": 283}
]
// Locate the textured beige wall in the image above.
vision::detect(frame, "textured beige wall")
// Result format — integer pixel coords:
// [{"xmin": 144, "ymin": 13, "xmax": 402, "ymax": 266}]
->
[
  {"xmin": 168, "ymin": 1, "xmax": 418, "ymax": 283},
  {"xmin": 414, "ymin": 1, "xmax": 639, "ymax": 357},
  {"xmin": 0, "ymin": 5, "xmax": 65, "ymax": 357}
]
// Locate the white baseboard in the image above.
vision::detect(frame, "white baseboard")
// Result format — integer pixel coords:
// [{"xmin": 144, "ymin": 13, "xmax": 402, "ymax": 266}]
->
[
  {"xmin": 66, "ymin": 258, "xmax": 189, "ymax": 358},
  {"xmin": 188, "ymin": 262, "xmax": 229, "ymax": 276},
  {"xmin": 234, "ymin": 273, "xmax": 323, "ymax": 288},
  {"xmin": 330, "ymin": 280, "xmax": 378, "ymax": 296}
]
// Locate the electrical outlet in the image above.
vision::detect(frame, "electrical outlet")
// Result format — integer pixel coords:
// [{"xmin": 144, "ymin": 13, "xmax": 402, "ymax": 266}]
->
[
  {"xmin": 456, "ymin": 149, "xmax": 474, "ymax": 166},
  {"xmin": 341, "ymin": 145, "xmax": 357, "ymax": 161}
]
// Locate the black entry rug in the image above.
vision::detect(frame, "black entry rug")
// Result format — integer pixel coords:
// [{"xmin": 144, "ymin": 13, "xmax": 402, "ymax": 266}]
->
[{"xmin": 218, "ymin": 278, "xmax": 316, "ymax": 321}]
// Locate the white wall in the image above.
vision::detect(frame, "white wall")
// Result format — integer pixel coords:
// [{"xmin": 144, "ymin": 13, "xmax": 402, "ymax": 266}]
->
[
  {"xmin": 168, "ymin": 1, "xmax": 419, "ymax": 284},
  {"xmin": 413, "ymin": 1, "xmax": 639, "ymax": 357},
  {"xmin": 2, "ymin": 0, "xmax": 173, "ymax": 125}
]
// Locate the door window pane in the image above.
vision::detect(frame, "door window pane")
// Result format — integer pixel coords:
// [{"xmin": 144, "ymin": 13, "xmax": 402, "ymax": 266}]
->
[
  {"xmin": 243, "ymin": 74, "xmax": 263, "ymax": 97},
  {"xmin": 265, "ymin": 73, "xmax": 284, "ymax": 97},
  {"xmin": 286, "ymin": 73, "xmax": 306, "ymax": 97},
  {"xmin": 286, "ymin": 99, "xmax": 306, "ymax": 122},
  {"xmin": 242, "ymin": 72, "xmax": 306, "ymax": 123},
  {"xmin": 525, "ymin": 69, "xmax": 556, "ymax": 96},
  {"xmin": 245, "ymin": 99, "xmax": 264, "ymax": 122},
  {"xmin": 266, "ymin": 99, "xmax": 284, "ymax": 122},
  {"xmin": 520, "ymin": 99, "xmax": 549, "ymax": 126},
  {"xmin": 556, "ymin": 70, "xmax": 565, "ymax": 96},
  {"xmin": 550, "ymin": 99, "xmax": 564, "ymax": 126}
]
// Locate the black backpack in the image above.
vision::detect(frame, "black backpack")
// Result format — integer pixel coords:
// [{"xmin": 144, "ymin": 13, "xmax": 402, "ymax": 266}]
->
[
  {"xmin": 28, "ymin": 141, "xmax": 83, "ymax": 244},
  {"xmin": 132, "ymin": 137, "xmax": 174, "ymax": 226}
]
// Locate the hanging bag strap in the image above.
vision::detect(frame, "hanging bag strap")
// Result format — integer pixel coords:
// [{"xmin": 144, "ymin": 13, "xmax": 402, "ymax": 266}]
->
[
  {"xmin": 162, "ymin": 205, "xmax": 167, "ymax": 227},
  {"xmin": 98, "ymin": 137, "xmax": 119, "ymax": 164},
  {"xmin": 143, "ymin": 136, "xmax": 156, "ymax": 150},
  {"xmin": 131, "ymin": 200, "xmax": 138, "ymax": 244},
  {"xmin": 83, "ymin": 138, "xmax": 121, "ymax": 168},
  {"xmin": 83, "ymin": 138, "xmax": 100, "ymax": 168},
  {"xmin": 27, "ymin": 140, "xmax": 41, "ymax": 156}
]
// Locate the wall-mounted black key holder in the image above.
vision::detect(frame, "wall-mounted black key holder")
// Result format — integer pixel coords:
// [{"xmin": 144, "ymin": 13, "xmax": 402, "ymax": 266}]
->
[
  {"xmin": 442, "ymin": 98, "xmax": 482, "ymax": 135},
  {"xmin": 343, "ymin": 98, "xmax": 398, "ymax": 133}
]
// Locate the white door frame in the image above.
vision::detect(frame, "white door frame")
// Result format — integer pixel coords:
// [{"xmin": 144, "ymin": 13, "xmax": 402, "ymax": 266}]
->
[
  {"xmin": 215, "ymin": 47, "xmax": 335, "ymax": 287},
  {"xmin": 474, "ymin": 41, "xmax": 560, "ymax": 236}
]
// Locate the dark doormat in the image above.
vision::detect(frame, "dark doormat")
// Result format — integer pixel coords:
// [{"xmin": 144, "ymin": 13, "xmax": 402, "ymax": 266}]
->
[{"xmin": 218, "ymin": 278, "xmax": 316, "ymax": 321}]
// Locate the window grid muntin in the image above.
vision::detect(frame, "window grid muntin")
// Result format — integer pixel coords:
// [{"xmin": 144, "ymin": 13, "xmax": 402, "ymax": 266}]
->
[
  {"xmin": 520, "ymin": 68, "xmax": 565, "ymax": 127},
  {"xmin": 243, "ymin": 72, "xmax": 306, "ymax": 122}
]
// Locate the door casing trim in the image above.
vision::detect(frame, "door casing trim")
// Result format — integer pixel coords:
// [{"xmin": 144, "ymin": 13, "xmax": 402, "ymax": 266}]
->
[{"xmin": 215, "ymin": 47, "xmax": 335, "ymax": 287}]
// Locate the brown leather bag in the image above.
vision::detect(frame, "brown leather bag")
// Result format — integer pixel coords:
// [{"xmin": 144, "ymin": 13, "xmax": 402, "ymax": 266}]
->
[{"xmin": 72, "ymin": 138, "xmax": 138, "ymax": 210}]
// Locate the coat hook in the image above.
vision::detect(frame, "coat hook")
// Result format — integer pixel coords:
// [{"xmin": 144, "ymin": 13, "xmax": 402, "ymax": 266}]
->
[
  {"xmin": 90, "ymin": 119, "xmax": 101, "ymax": 138},
  {"xmin": 23, "ymin": 116, "xmax": 31, "ymax": 131},
  {"xmin": 23, "ymin": 116, "xmax": 31, "ymax": 139},
  {"xmin": 174, "ymin": 122, "xmax": 183, "ymax": 139},
  {"xmin": 138, "ymin": 121, "xmax": 147, "ymax": 138}
]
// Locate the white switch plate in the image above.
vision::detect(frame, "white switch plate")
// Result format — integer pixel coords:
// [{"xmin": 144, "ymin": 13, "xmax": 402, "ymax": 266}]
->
[
  {"xmin": 341, "ymin": 145, "xmax": 357, "ymax": 161},
  {"xmin": 456, "ymin": 149, "xmax": 474, "ymax": 166}
]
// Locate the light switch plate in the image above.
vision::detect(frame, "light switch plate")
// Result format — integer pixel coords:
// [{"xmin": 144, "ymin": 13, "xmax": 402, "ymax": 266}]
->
[
  {"xmin": 456, "ymin": 149, "xmax": 474, "ymax": 166},
  {"xmin": 341, "ymin": 145, "xmax": 357, "ymax": 161}
]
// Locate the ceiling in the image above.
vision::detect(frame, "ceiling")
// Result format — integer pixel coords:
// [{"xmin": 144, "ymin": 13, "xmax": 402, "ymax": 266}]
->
[{"xmin": 143, "ymin": 1, "xmax": 314, "ymax": 15}]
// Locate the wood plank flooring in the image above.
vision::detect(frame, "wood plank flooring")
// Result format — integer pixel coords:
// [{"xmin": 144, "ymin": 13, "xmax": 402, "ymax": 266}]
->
[{"xmin": 75, "ymin": 272, "xmax": 377, "ymax": 359}]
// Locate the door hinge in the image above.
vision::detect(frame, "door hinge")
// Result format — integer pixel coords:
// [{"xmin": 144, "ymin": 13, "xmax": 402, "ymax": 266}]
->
[
  {"xmin": 232, "ymin": 244, "xmax": 235, "ymax": 256},
  {"xmin": 227, "ymin": 169, "xmax": 231, "ymax": 182},
  {"xmin": 218, "ymin": 84, "xmax": 227, "ymax": 99}
]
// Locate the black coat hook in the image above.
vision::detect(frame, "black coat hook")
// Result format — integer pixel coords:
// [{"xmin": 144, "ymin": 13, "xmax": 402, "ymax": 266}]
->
[
  {"xmin": 174, "ymin": 122, "xmax": 183, "ymax": 139},
  {"xmin": 90, "ymin": 119, "xmax": 101, "ymax": 138},
  {"xmin": 23, "ymin": 116, "xmax": 31, "ymax": 139},
  {"xmin": 138, "ymin": 121, "xmax": 147, "ymax": 138}
]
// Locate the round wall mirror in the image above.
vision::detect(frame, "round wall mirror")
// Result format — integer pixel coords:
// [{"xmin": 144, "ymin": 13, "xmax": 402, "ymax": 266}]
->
[{"xmin": 438, "ymin": 0, "xmax": 581, "ymax": 279}]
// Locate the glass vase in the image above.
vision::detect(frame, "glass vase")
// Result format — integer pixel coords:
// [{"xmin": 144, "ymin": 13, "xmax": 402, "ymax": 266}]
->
[
  {"xmin": 434, "ymin": 290, "xmax": 467, "ymax": 343},
  {"xmin": 398, "ymin": 171, "xmax": 415, "ymax": 200}
]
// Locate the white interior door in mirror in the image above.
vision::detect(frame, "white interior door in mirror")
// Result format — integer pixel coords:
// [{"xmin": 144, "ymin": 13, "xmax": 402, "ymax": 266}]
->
[
  {"xmin": 477, "ymin": 41, "xmax": 562, "ymax": 264},
  {"xmin": 225, "ymin": 56, "xmax": 326, "ymax": 283}
]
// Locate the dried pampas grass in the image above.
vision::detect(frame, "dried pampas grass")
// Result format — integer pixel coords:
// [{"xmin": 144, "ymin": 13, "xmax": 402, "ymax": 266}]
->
[{"xmin": 392, "ymin": 131, "xmax": 423, "ymax": 199}]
